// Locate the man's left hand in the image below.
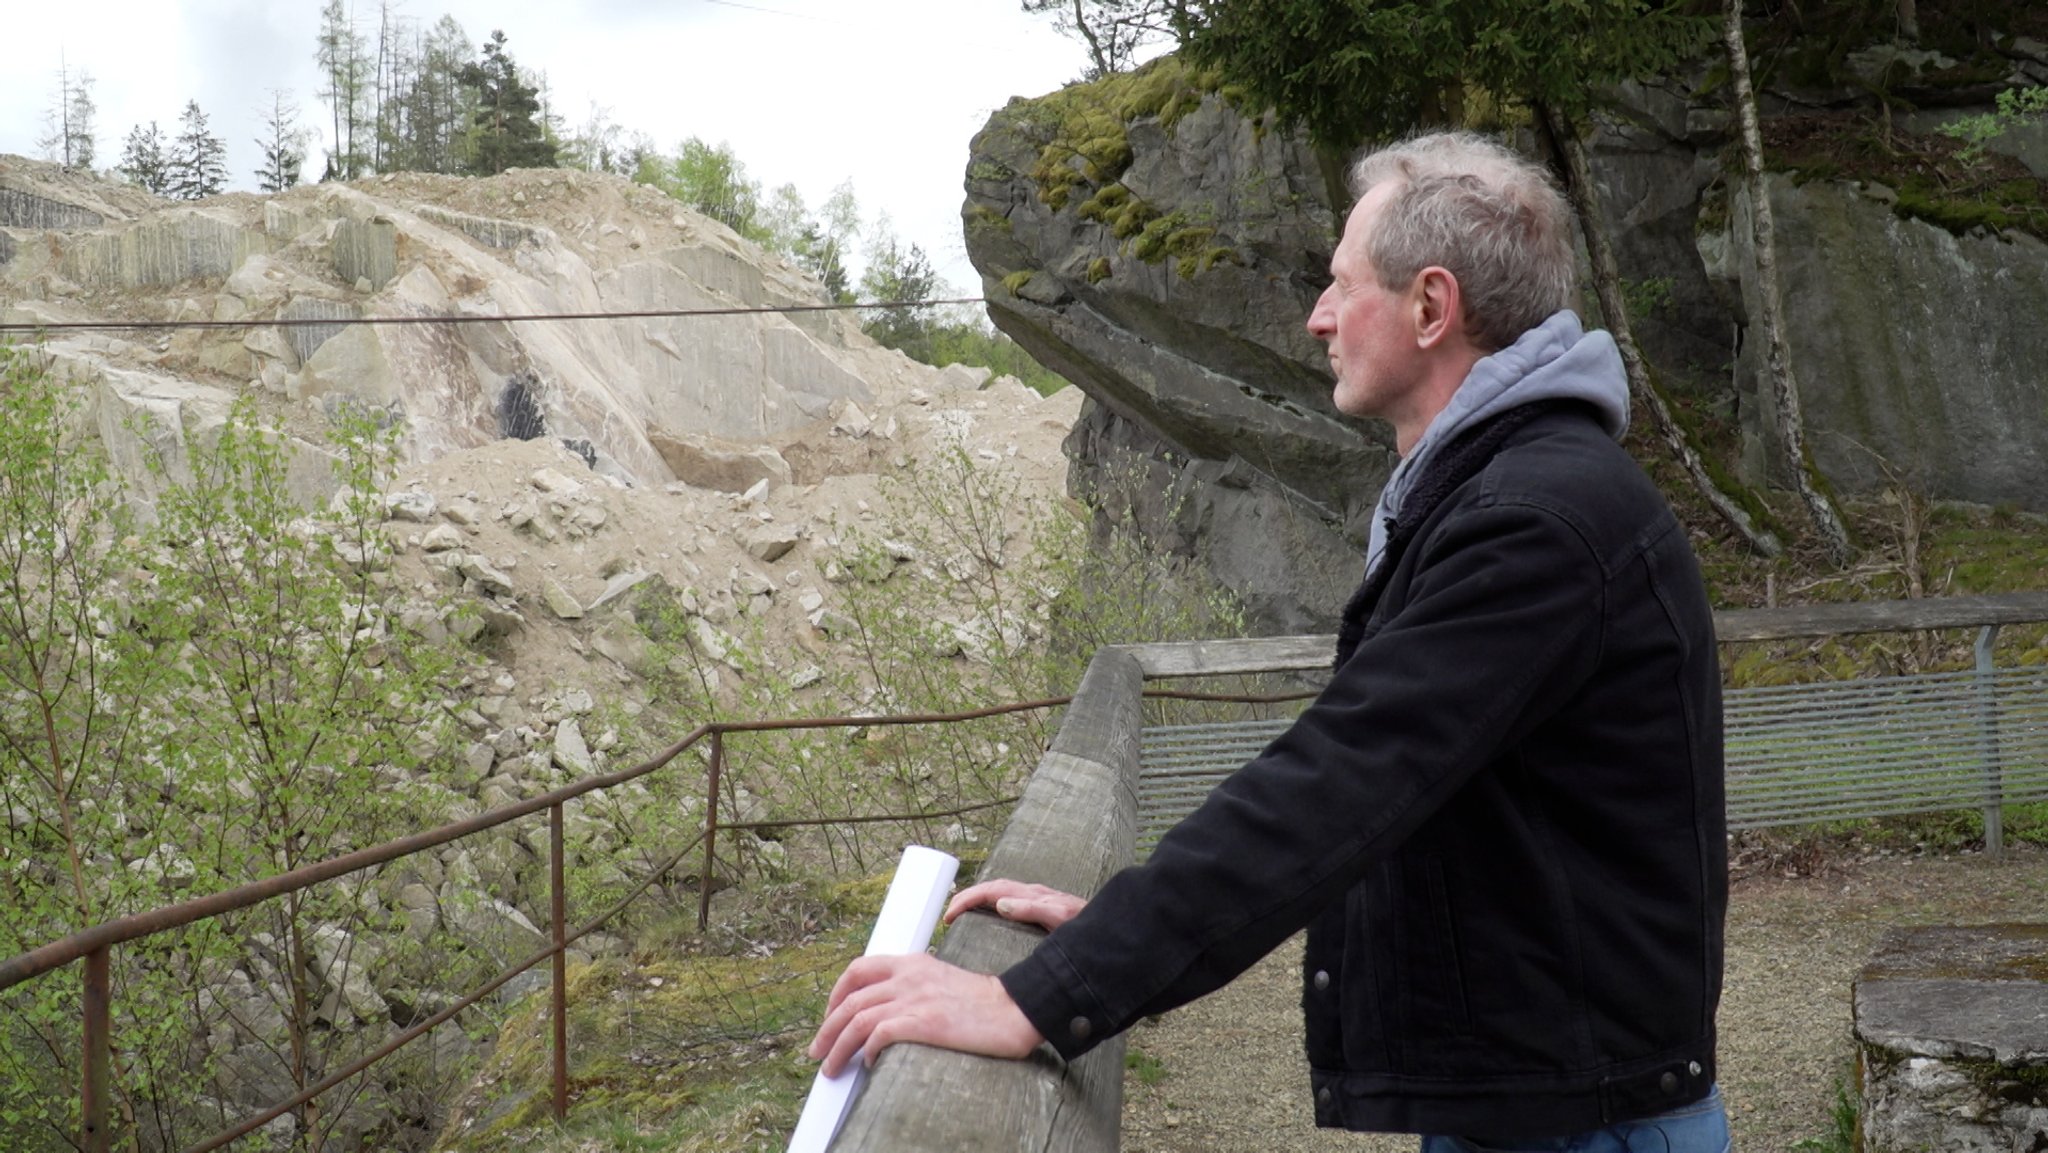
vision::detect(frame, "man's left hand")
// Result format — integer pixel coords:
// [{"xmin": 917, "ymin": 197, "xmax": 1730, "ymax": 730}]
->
[{"xmin": 807, "ymin": 952, "xmax": 1043, "ymax": 1077}]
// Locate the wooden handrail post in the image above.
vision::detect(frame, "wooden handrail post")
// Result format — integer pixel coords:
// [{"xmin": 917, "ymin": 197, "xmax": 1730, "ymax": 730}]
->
[
  {"xmin": 699, "ymin": 731, "xmax": 725, "ymax": 930},
  {"xmin": 82, "ymin": 946, "xmax": 110, "ymax": 1153},
  {"xmin": 833, "ymin": 647, "xmax": 1144, "ymax": 1151},
  {"xmin": 551, "ymin": 802, "xmax": 569, "ymax": 1119}
]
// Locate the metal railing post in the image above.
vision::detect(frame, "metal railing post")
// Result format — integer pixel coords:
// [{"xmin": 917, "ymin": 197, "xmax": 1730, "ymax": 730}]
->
[
  {"xmin": 81, "ymin": 946, "xmax": 110, "ymax": 1153},
  {"xmin": 698, "ymin": 731, "xmax": 724, "ymax": 930},
  {"xmin": 1975, "ymin": 625, "xmax": 2005, "ymax": 855},
  {"xmin": 550, "ymin": 802, "xmax": 568, "ymax": 1120}
]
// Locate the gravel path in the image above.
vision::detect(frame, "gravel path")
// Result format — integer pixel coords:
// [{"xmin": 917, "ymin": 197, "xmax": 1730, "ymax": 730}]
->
[{"xmin": 1120, "ymin": 846, "xmax": 2048, "ymax": 1152}]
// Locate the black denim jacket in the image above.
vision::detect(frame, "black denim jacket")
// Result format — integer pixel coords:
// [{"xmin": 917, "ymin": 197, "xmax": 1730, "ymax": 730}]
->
[{"xmin": 1000, "ymin": 403, "xmax": 1727, "ymax": 1138}]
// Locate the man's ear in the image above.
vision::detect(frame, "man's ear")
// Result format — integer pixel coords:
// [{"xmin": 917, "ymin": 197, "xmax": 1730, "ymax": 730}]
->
[{"xmin": 1411, "ymin": 266, "xmax": 1463, "ymax": 350}]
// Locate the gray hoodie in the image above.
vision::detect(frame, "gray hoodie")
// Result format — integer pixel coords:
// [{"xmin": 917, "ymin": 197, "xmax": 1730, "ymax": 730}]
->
[{"xmin": 1362, "ymin": 309, "xmax": 1630, "ymax": 579}]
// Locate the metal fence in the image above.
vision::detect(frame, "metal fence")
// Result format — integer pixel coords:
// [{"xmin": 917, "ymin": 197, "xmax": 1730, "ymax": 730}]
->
[{"xmin": 1133, "ymin": 608, "xmax": 2048, "ymax": 858}]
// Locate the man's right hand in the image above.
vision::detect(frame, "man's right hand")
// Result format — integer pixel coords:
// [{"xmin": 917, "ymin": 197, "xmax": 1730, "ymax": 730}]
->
[{"xmin": 944, "ymin": 880, "xmax": 1086, "ymax": 932}]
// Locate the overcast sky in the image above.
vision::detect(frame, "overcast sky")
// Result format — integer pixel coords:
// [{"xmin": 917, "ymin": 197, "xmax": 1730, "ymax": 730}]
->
[{"xmin": 1, "ymin": 0, "xmax": 1098, "ymax": 291}]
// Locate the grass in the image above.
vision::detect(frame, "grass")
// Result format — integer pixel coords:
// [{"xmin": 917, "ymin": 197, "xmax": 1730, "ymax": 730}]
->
[
  {"xmin": 1788, "ymin": 1077, "xmax": 1859, "ymax": 1153},
  {"xmin": 1125, "ymin": 1045, "xmax": 1169, "ymax": 1087}
]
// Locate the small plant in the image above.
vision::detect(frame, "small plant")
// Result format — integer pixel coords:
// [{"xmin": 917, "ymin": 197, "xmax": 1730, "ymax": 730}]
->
[
  {"xmin": 1940, "ymin": 86, "xmax": 2048, "ymax": 165},
  {"xmin": 1790, "ymin": 1076, "xmax": 1859, "ymax": 1153},
  {"xmin": 1125, "ymin": 1044, "xmax": 1169, "ymax": 1086}
]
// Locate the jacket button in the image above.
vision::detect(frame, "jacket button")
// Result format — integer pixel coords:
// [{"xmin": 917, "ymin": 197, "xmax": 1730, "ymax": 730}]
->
[
  {"xmin": 1316, "ymin": 1087, "xmax": 1332, "ymax": 1107},
  {"xmin": 1689, "ymin": 1061, "xmax": 1702, "ymax": 1077},
  {"xmin": 1313, "ymin": 969, "xmax": 1330, "ymax": 991},
  {"xmin": 1660, "ymin": 1071, "xmax": 1679, "ymax": 1094},
  {"xmin": 1068, "ymin": 1016, "xmax": 1092, "ymax": 1041}
]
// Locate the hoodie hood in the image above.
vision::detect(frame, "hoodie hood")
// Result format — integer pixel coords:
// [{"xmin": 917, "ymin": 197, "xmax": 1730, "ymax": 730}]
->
[{"xmin": 1363, "ymin": 310, "xmax": 1629, "ymax": 578}]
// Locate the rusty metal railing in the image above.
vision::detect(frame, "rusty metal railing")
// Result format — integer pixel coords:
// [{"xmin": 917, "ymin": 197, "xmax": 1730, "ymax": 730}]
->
[{"xmin": 1, "ymin": 698, "xmax": 1071, "ymax": 1153}]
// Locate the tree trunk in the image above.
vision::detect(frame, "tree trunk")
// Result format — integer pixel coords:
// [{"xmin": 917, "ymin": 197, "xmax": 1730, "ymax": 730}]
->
[
  {"xmin": 1722, "ymin": 0, "xmax": 1857, "ymax": 566},
  {"xmin": 1536, "ymin": 102, "xmax": 1782, "ymax": 558}
]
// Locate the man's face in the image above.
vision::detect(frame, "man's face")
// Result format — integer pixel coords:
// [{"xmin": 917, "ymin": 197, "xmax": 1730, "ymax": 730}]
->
[{"xmin": 1306, "ymin": 185, "xmax": 1422, "ymax": 423}]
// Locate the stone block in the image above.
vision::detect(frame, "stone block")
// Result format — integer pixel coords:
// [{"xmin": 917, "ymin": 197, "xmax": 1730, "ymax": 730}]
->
[
  {"xmin": 1855, "ymin": 924, "xmax": 2048, "ymax": 1153},
  {"xmin": 648, "ymin": 429, "xmax": 792, "ymax": 494}
]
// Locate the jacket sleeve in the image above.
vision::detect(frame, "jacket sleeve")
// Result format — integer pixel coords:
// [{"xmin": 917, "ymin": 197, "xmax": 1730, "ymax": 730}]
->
[{"xmin": 1000, "ymin": 495, "xmax": 1610, "ymax": 1059}]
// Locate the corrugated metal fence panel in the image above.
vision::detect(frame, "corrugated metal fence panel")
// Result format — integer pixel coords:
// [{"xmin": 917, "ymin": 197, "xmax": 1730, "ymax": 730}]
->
[{"xmin": 1137, "ymin": 666, "xmax": 2048, "ymax": 855}]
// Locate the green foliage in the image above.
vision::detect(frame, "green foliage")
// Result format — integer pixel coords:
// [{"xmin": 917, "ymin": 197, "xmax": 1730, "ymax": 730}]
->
[
  {"xmin": 460, "ymin": 30, "xmax": 558, "ymax": 176},
  {"xmin": 119, "ymin": 121, "xmax": 172, "ymax": 195},
  {"xmin": 0, "ymin": 344, "xmax": 475, "ymax": 1150},
  {"xmin": 636, "ymin": 137, "xmax": 766, "ymax": 239},
  {"xmin": 1940, "ymin": 86, "xmax": 2048, "ymax": 164},
  {"xmin": 1124, "ymin": 1043, "xmax": 1169, "ymax": 1085},
  {"xmin": 1620, "ymin": 275, "xmax": 1677, "ymax": 320},
  {"xmin": 1182, "ymin": 0, "xmax": 1714, "ymax": 154}
]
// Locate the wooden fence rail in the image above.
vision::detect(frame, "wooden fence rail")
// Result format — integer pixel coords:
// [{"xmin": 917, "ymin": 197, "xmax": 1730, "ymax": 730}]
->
[
  {"xmin": 834, "ymin": 647, "xmax": 1143, "ymax": 1152},
  {"xmin": 835, "ymin": 591, "xmax": 2048, "ymax": 1147}
]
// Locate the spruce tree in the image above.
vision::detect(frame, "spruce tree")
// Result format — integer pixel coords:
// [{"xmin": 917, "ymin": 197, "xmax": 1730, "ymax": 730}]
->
[
  {"xmin": 118, "ymin": 122, "xmax": 172, "ymax": 194},
  {"xmin": 168, "ymin": 100, "xmax": 229, "ymax": 200},
  {"xmin": 458, "ymin": 30, "xmax": 557, "ymax": 175},
  {"xmin": 254, "ymin": 90, "xmax": 309, "ymax": 193}
]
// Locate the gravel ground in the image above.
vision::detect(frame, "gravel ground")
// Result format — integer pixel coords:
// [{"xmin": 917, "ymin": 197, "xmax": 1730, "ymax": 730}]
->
[{"xmin": 1120, "ymin": 845, "xmax": 2048, "ymax": 1152}]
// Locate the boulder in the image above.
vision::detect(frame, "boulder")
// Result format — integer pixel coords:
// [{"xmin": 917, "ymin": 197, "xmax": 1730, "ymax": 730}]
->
[{"xmin": 649, "ymin": 429, "xmax": 793, "ymax": 493}]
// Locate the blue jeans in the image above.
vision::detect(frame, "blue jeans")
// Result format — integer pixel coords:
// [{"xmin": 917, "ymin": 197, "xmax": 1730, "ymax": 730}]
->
[{"xmin": 1419, "ymin": 1085, "xmax": 1731, "ymax": 1153}]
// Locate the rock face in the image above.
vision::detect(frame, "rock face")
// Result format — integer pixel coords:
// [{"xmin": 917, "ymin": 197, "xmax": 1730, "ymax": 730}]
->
[
  {"xmin": 964, "ymin": 54, "xmax": 2048, "ymax": 632},
  {"xmin": 0, "ymin": 157, "xmax": 944, "ymax": 507},
  {"xmin": 1854, "ymin": 924, "xmax": 2048, "ymax": 1151},
  {"xmin": 1728, "ymin": 175, "xmax": 2048, "ymax": 504},
  {"xmin": 963, "ymin": 60, "xmax": 1378, "ymax": 632}
]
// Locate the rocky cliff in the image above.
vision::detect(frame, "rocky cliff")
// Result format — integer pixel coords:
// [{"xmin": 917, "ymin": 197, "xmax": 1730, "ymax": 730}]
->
[
  {"xmin": 965, "ymin": 47, "xmax": 2048, "ymax": 633},
  {"xmin": 0, "ymin": 157, "xmax": 949, "ymax": 512},
  {"xmin": 963, "ymin": 60, "xmax": 1373, "ymax": 632}
]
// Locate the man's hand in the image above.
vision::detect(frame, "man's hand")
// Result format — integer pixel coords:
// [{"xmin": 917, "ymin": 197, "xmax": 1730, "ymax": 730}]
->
[
  {"xmin": 807, "ymin": 953, "xmax": 1043, "ymax": 1076},
  {"xmin": 944, "ymin": 880, "xmax": 1086, "ymax": 932}
]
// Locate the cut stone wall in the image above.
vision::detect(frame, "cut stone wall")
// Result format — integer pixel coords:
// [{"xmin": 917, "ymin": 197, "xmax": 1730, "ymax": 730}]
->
[
  {"xmin": 1854, "ymin": 924, "xmax": 2048, "ymax": 1152},
  {"xmin": 0, "ymin": 186, "xmax": 103, "ymax": 230}
]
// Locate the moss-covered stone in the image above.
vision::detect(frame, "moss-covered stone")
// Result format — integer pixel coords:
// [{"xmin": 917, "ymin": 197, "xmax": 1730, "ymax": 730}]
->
[
  {"xmin": 991, "ymin": 55, "xmax": 1225, "ymax": 214},
  {"xmin": 1087, "ymin": 257, "xmax": 1113, "ymax": 284},
  {"xmin": 1001, "ymin": 269, "xmax": 1037, "ymax": 297},
  {"xmin": 964, "ymin": 203, "xmax": 1013, "ymax": 237}
]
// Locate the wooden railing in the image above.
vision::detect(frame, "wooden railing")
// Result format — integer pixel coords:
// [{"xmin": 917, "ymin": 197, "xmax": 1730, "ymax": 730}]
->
[
  {"xmin": 834, "ymin": 591, "xmax": 2048, "ymax": 1149},
  {"xmin": 835, "ymin": 648, "xmax": 1143, "ymax": 1151}
]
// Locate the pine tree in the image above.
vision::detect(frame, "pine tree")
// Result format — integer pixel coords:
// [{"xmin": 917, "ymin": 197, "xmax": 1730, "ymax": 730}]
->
[
  {"xmin": 118, "ymin": 122, "xmax": 172, "ymax": 194},
  {"xmin": 168, "ymin": 100, "xmax": 228, "ymax": 200},
  {"xmin": 458, "ymin": 30, "xmax": 557, "ymax": 175},
  {"xmin": 254, "ymin": 90, "xmax": 309, "ymax": 194}
]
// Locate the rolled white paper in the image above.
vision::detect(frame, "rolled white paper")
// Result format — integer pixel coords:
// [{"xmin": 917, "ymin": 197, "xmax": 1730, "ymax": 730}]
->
[{"xmin": 785, "ymin": 845, "xmax": 961, "ymax": 1153}]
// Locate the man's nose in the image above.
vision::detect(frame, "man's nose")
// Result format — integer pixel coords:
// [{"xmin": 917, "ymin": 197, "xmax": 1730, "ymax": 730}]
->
[{"xmin": 1306, "ymin": 291, "xmax": 1335, "ymax": 339}]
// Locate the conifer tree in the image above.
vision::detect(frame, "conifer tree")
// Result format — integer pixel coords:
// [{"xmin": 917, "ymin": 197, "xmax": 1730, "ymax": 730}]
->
[
  {"xmin": 168, "ymin": 100, "xmax": 229, "ymax": 200},
  {"xmin": 459, "ymin": 30, "xmax": 557, "ymax": 175},
  {"xmin": 36, "ymin": 56, "xmax": 97, "ymax": 169},
  {"xmin": 254, "ymin": 90, "xmax": 310, "ymax": 193},
  {"xmin": 119, "ymin": 122, "xmax": 172, "ymax": 195}
]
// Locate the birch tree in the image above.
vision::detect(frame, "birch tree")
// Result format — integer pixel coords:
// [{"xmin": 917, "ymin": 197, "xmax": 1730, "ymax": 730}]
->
[{"xmin": 1720, "ymin": 0, "xmax": 1854, "ymax": 564}]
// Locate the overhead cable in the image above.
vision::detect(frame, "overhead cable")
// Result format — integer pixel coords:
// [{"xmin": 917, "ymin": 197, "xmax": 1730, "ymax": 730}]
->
[{"xmin": 0, "ymin": 296, "xmax": 989, "ymax": 336}]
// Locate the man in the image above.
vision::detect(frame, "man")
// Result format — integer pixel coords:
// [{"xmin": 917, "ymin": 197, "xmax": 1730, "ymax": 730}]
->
[{"xmin": 810, "ymin": 131, "xmax": 1730, "ymax": 1152}]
